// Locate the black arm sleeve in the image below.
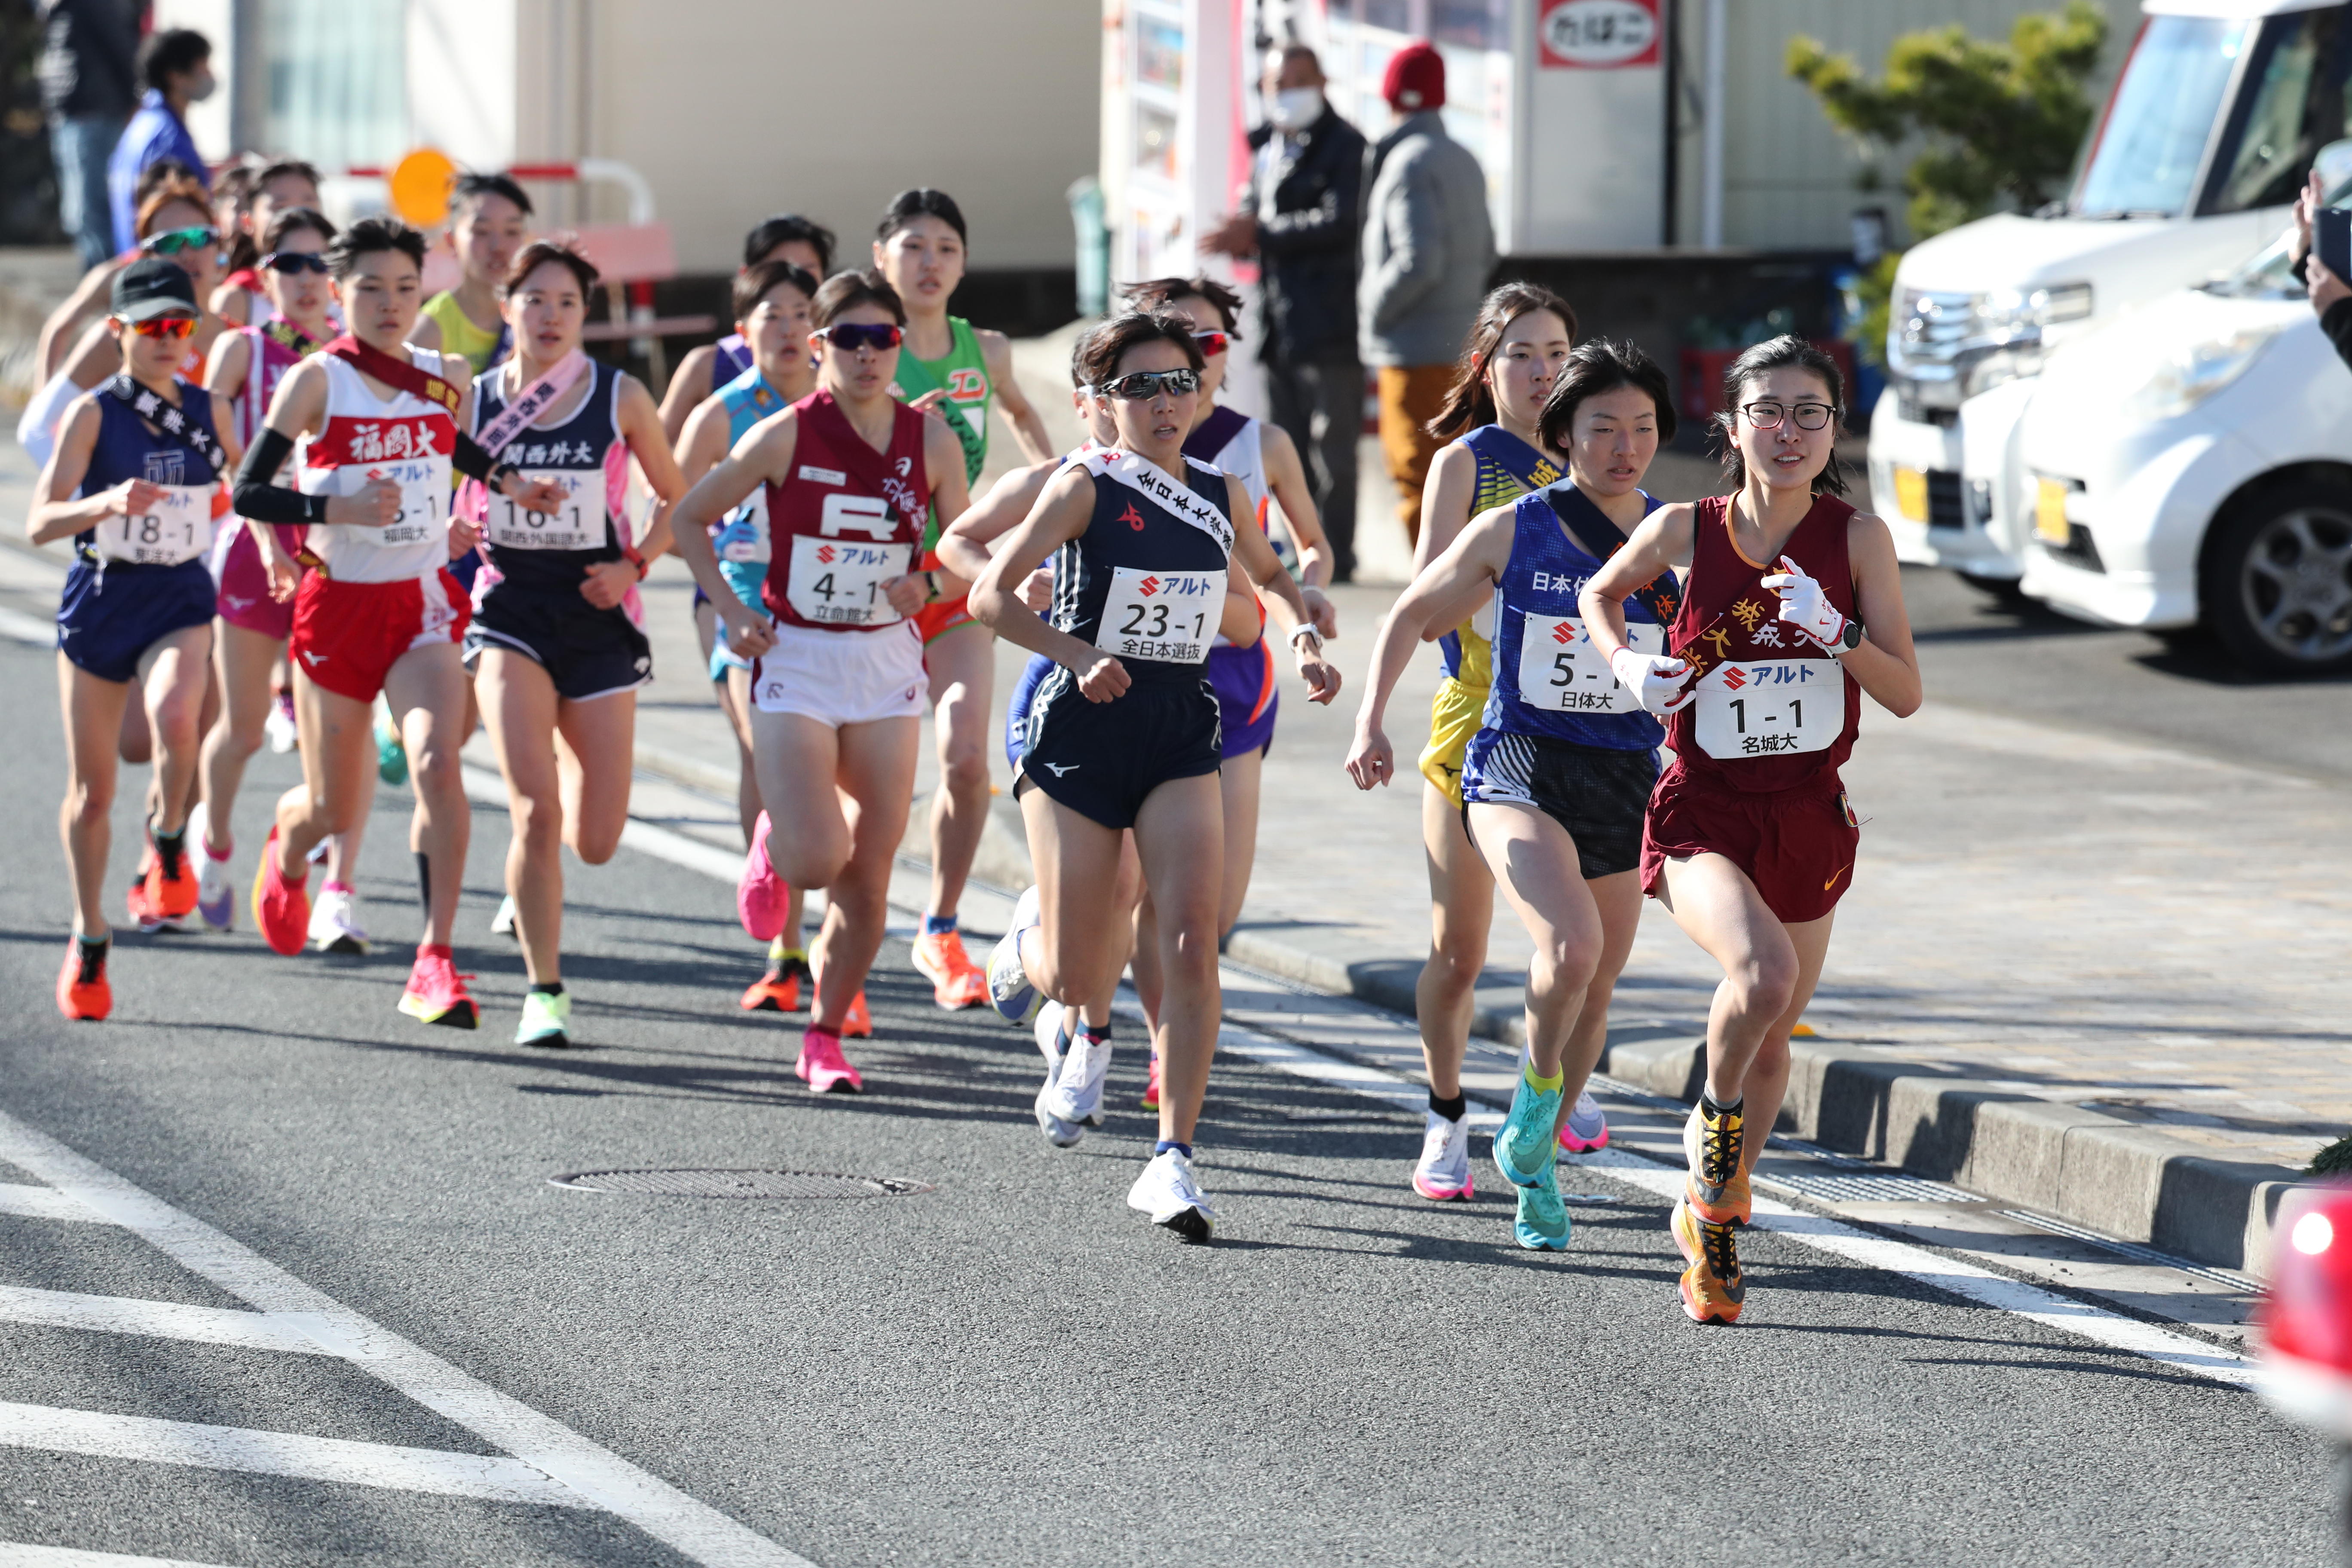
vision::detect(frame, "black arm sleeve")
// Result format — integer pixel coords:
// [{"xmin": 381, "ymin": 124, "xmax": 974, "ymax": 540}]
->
[
  {"xmin": 453, "ymin": 432, "xmax": 499, "ymax": 483},
  {"xmin": 231, "ymin": 430, "xmax": 328, "ymax": 525}
]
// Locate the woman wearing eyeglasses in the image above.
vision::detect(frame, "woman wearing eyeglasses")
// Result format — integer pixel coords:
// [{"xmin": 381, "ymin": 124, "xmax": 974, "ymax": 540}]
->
[
  {"xmin": 970, "ymin": 311, "xmax": 1332, "ymax": 1242},
  {"xmin": 31, "ymin": 258, "xmax": 240, "ymax": 1019},
  {"xmin": 669, "ymin": 269, "xmax": 970, "ymax": 1092},
  {"xmin": 462, "ymin": 241, "xmax": 686, "ymax": 1049},
  {"xmin": 190, "ymin": 204, "xmax": 374, "ymax": 948},
  {"xmin": 1580, "ymin": 336, "xmax": 1922, "ymax": 1325}
]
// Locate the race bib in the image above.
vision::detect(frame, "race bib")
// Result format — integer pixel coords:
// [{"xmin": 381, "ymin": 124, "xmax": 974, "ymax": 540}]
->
[
  {"xmin": 1094, "ymin": 567, "xmax": 1222, "ymax": 664},
  {"xmin": 785, "ymin": 534, "xmax": 913, "ymax": 626},
  {"xmin": 1693, "ymin": 658, "xmax": 1844, "ymax": 760},
  {"xmin": 485, "ymin": 471, "xmax": 606, "ymax": 552},
  {"xmin": 95, "ymin": 484, "xmax": 213, "ymax": 566},
  {"xmin": 1516, "ymin": 613, "xmax": 1661, "ymax": 715},
  {"xmin": 328, "ymin": 455, "xmax": 450, "ymax": 551},
  {"xmin": 717, "ymin": 490, "xmax": 770, "ymax": 564}
]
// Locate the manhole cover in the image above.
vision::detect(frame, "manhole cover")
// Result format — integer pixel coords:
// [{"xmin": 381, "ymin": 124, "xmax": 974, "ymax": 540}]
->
[
  {"xmin": 1761, "ymin": 1169, "xmax": 1978, "ymax": 1204},
  {"xmin": 549, "ymin": 1168, "xmax": 933, "ymax": 1199}
]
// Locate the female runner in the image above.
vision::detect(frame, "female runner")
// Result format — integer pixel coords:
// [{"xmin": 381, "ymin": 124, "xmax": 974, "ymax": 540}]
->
[
  {"xmin": 1581, "ymin": 336, "xmax": 1921, "ymax": 1323},
  {"xmin": 972, "ymin": 311, "xmax": 1334, "ymax": 1240},
  {"xmin": 33, "ymin": 259, "xmax": 236, "ymax": 1018},
  {"xmin": 192, "ymin": 205, "xmax": 374, "ymax": 948},
  {"xmin": 1349, "ymin": 340, "xmax": 1677, "ymax": 1248},
  {"xmin": 659, "ymin": 214, "xmax": 834, "ymax": 442},
  {"xmin": 669, "ymin": 270, "xmax": 970, "ymax": 1091},
  {"xmin": 210, "ymin": 159, "xmax": 325, "ymax": 327},
  {"xmin": 673, "ymin": 260, "xmax": 821, "ymax": 1014},
  {"xmin": 410, "ymin": 172, "xmax": 533, "ymax": 377},
  {"xmin": 465, "ymin": 241, "xmax": 686, "ymax": 1047}
]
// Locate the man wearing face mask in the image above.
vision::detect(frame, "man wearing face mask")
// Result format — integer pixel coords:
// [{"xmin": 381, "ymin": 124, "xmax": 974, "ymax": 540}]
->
[
  {"xmin": 107, "ymin": 28, "xmax": 214, "ymax": 256},
  {"xmin": 1203, "ymin": 44, "xmax": 1367, "ymax": 582}
]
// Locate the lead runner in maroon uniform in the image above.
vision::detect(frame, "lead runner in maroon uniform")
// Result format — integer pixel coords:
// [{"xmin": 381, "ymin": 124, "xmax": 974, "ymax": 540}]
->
[
  {"xmin": 1580, "ymin": 337, "xmax": 1921, "ymax": 1326},
  {"xmin": 667, "ymin": 270, "xmax": 971, "ymax": 1093}
]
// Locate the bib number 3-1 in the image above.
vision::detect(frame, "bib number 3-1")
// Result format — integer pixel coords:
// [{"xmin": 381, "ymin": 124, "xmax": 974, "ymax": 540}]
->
[
  {"xmin": 1517, "ymin": 613, "xmax": 1661, "ymax": 715},
  {"xmin": 786, "ymin": 535, "xmax": 911, "ymax": 626},
  {"xmin": 97, "ymin": 484, "xmax": 213, "ymax": 566},
  {"xmin": 487, "ymin": 472, "xmax": 606, "ymax": 551},
  {"xmin": 1094, "ymin": 567, "xmax": 1222, "ymax": 664},
  {"xmin": 1694, "ymin": 658, "xmax": 1844, "ymax": 760}
]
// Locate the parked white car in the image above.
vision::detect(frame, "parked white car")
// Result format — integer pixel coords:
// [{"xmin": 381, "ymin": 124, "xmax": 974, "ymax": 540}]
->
[{"xmin": 2013, "ymin": 230, "xmax": 2352, "ymax": 672}]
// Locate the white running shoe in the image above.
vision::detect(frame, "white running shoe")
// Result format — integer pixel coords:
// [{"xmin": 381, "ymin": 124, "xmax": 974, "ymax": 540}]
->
[
  {"xmin": 187, "ymin": 802, "xmax": 235, "ymax": 932},
  {"xmin": 307, "ymin": 886, "xmax": 369, "ymax": 955},
  {"xmin": 1046, "ymin": 1026, "xmax": 1113, "ymax": 1128},
  {"xmin": 490, "ymin": 895, "xmax": 518, "ymax": 938},
  {"xmin": 1127, "ymin": 1148, "xmax": 1216, "ymax": 1242},
  {"xmin": 986, "ymin": 884, "xmax": 1043, "ymax": 1025},
  {"xmin": 264, "ymin": 692, "xmax": 297, "ymax": 753},
  {"xmin": 1032, "ymin": 1001, "xmax": 1081, "ymax": 1148},
  {"xmin": 1411, "ymin": 1109, "xmax": 1474, "ymax": 1202}
]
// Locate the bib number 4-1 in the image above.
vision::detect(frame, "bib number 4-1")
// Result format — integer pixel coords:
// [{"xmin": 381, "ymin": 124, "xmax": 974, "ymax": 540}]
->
[
  {"xmin": 1517, "ymin": 612, "xmax": 1662, "ymax": 715},
  {"xmin": 786, "ymin": 535, "xmax": 912, "ymax": 626},
  {"xmin": 1693, "ymin": 657, "xmax": 1844, "ymax": 759},
  {"xmin": 1094, "ymin": 567, "xmax": 1222, "ymax": 664}
]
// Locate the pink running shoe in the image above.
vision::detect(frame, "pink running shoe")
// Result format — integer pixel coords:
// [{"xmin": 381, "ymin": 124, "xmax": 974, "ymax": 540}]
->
[
  {"xmin": 795, "ymin": 1027, "xmax": 863, "ymax": 1094},
  {"xmin": 1559, "ymin": 1089, "xmax": 1610, "ymax": 1153},
  {"xmin": 737, "ymin": 812, "xmax": 790, "ymax": 941}
]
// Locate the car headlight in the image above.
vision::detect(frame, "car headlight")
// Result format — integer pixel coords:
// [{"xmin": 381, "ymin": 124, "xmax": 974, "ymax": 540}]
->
[
  {"xmin": 1955, "ymin": 282, "xmax": 2095, "ymax": 399},
  {"xmin": 2122, "ymin": 323, "xmax": 2284, "ymax": 423}
]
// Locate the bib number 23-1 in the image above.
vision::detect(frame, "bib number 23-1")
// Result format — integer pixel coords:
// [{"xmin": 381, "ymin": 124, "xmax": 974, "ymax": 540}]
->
[
  {"xmin": 1094, "ymin": 567, "xmax": 1222, "ymax": 664},
  {"xmin": 1694, "ymin": 658, "xmax": 1844, "ymax": 759}
]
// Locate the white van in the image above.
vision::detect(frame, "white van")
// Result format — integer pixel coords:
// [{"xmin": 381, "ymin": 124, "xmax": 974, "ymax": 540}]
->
[
  {"xmin": 1867, "ymin": 0, "xmax": 2341, "ymax": 591},
  {"xmin": 2011, "ymin": 226, "xmax": 2352, "ymax": 672}
]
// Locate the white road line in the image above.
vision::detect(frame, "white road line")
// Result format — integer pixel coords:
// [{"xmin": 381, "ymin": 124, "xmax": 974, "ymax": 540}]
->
[
  {"xmin": 0, "ymin": 1402, "xmax": 585, "ymax": 1508},
  {"xmin": 460, "ymin": 764, "xmax": 748, "ymax": 884},
  {"xmin": 0, "ymin": 1182, "xmax": 107, "ymax": 1224},
  {"xmin": 0, "ymin": 1111, "xmax": 814, "ymax": 1568},
  {"xmin": 0, "ymin": 606, "xmax": 52, "ymax": 648},
  {"xmin": 0, "ymin": 1285, "xmax": 330, "ymax": 1357},
  {"xmin": 0, "ymin": 1544, "xmax": 242, "ymax": 1568}
]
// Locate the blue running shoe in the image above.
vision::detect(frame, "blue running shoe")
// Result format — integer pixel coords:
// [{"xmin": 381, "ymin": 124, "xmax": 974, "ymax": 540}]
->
[
  {"xmin": 1514, "ymin": 1163, "xmax": 1571, "ymax": 1250},
  {"xmin": 986, "ymin": 884, "xmax": 1043, "ymax": 1025},
  {"xmin": 1493, "ymin": 1066, "xmax": 1563, "ymax": 1189},
  {"xmin": 375, "ymin": 708, "xmax": 408, "ymax": 787}
]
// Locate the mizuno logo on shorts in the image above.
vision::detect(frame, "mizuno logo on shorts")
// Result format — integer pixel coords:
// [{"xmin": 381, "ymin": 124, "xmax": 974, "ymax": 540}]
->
[
  {"xmin": 1044, "ymin": 763, "xmax": 1078, "ymax": 776},
  {"xmin": 301, "ymin": 650, "xmax": 327, "ymax": 665}
]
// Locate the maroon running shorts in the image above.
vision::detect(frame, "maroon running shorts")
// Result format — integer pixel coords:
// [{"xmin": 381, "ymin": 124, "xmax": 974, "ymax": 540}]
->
[{"xmin": 1639, "ymin": 771, "xmax": 1861, "ymax": 925}]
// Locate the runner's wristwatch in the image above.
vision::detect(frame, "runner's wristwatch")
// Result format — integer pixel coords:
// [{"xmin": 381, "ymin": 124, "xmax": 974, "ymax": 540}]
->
[{"xmin": 1836, "ymin": 619, "xmax": 1865, "ymax": 652}]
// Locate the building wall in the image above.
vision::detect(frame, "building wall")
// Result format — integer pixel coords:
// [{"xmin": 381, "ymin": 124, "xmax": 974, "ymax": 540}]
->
[{"xmin": 1671, "ymin": 0, "xmax": 2141, "ymax": 252}]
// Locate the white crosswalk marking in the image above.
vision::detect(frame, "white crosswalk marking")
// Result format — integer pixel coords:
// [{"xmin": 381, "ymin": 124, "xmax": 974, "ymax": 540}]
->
[
  {"xmin": 0, "ymin": 1183, "xmax": 105, "ymax": 1224},
  {"xmin": 0, "ymin": 1109, "xmax": 817, "ymax": 1568},
  {"xmin": 0, "ymin": 1402, "xmax": 589, "ymax": 1508},
  {"xmin": 0, "ymin": 1544, "xmax": 243, "ymax": 1567},
  {"xmin": 0, "ymin": 1284, "xmax": 331, "ymax": 1356}
]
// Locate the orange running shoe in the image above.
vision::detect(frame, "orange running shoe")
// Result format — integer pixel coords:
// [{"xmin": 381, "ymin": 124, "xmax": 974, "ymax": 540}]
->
[
  {"xmin": 841, "ymin": 989, "xmax": 873, "ymax": 1038},
  {"xmin": 143, "ymin": 821, "xmax": 198, "ymax": 920},
  {"xmin": 397, "ymin": 944, "xmax": 479, "ymax": 1029},
  {"xmin": 910, "ymin": 925, "xmax": 989, "ymax": 1010},
  {"xmin": 55, "ymin": 936, "xmax": 111, "ymax": 1021},
  {"xmin": 1140, "ymin": 1050, "xmax": 1162, "ymax": 1110},
  {"xmin": 249, "ymin": 827, "xmax": 310, "ymax": 956},
  {"xmin": 1682, "ymin": 1096, "xmax": 1752, "ymax": 1227},
  {"xmin": 1671, "ymin": 1196, "xmax": 1746, "ymax": 1324},
  {"xmin": 738, "ymin": 943, "xmax": 807, "ymax": 1013}
]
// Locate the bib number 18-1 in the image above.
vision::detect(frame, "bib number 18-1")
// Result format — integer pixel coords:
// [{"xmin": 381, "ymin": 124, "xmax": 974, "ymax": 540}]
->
[{"xmin": 97, "ymin": 483, "xmax": 213, "ymax": 566}]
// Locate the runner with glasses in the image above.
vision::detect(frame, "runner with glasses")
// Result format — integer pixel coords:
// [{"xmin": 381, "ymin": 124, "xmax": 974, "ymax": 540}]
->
[
  {"xmin": 193, "ymin": 205, "xmax": 374, "ymax": 947},
  {"xmin": 1350, "ymin": 340, "xmax": 1675, "ymax": 1248},
  {"xmin": 1580, "ymin": 336, "xmax": 1921, "ymax": 1323},
  {"xmin": 465, "ymin": 240, "xmax": 687, "ymax": 1048},
  {"xmin": 660, "ymin": 215, "xmax": 835, "ymax": 443},
  {"xmin": 674, "ymin": 260, "xmax": 823, "ymax": 1014},
  {"xmin": 972, "ymin": 312, "xmax": 1333, "ymax": 1239},
  {"xmin": 32, "ymin": 259, "xmax": 238, "ymax": 1019},
  {"xmin": 669, "ymin": 270, "xmax": 971, "ymax": 1090},
  {"xmin": 231, "ymin": 216, "xmax": 570, "ymax": 1030},
  {"xmin": 1115, "ymin": 275, "xmax": 1340, "ymax": 1108},
  {"xmin": 211, "ymin": 159, "xmax": 325, "ymax": 328},
  {"xmin": 870, "ymin": 189, "xmax": 1055, "ymax": 1011}
]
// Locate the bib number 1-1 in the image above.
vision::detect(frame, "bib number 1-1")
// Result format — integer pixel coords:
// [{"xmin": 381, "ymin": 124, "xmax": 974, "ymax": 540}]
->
[{"xmin": 1693, "ymin": 658, "xmax": 1844, "ymax": 759}]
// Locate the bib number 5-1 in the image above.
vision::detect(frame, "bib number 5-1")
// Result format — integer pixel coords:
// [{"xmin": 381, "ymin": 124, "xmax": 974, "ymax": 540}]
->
[
  {"xmin": 1517, "ymin": 612, "xmax": 1661, "ymax": 715},
  {"xmin": 1693, "ymin": 657, "xmax": 1844, "ymax": 760}
]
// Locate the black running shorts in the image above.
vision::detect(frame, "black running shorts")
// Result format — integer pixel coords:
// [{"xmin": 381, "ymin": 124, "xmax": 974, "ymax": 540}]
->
[
  {"xmin": 1461, "ymin": 731, "xmax": 1658, "ymax": 880},
  {"xmin": 1016, "ymin": 667, "xmax": 1222, "ymax": 830},
  {"xmin": 464, "ymin": 586, "xmax": 652, "ymax": 702}
]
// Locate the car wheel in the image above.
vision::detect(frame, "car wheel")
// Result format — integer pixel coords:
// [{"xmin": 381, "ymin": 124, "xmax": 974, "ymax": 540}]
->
[{"xmin": 2201, "ymin": 483, "xmax": 2352, "ymax": 675}]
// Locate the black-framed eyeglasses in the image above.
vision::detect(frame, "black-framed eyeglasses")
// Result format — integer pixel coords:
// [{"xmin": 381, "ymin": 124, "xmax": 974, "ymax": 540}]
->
[
  {"xmin": 817, "ymin": 323, "xmax": 903, "ymax": 352},
  {"xmin": 260, "ymin": 251, "xmax": 331, "ymax": 276},
  {"xmin": 141, "ymin": 226, "xmax": 219, "ymax": 257},
  {"xmin": 1094, "ymin": 368, "xmax": 1201, "ymax": 401},
  {"xmin": 1741, "ymin": 400, "xmax": 1838, "ymax": 431}
]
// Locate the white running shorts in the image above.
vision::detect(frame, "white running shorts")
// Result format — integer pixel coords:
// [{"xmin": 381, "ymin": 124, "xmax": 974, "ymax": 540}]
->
[{"xmin": 749, "ymin": 619, "xmax": 927, "ymax": 728}]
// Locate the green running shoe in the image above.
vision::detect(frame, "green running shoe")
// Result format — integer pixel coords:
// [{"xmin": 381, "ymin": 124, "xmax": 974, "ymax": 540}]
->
[
  {"xmin": 1513, "ymin": 1162, "xmax": 1571, "ymax": 1250},
  {"xmin": 1493, "ymin": 1067, "xmax": 1563, "ymax": 1189},
  {"xmin": 515, "ymin": 988, "xmax": 570, "ymax": 1048},
  {"xmin": 375, "ymin": 710, "xmax": 408, "ymax": 787}
]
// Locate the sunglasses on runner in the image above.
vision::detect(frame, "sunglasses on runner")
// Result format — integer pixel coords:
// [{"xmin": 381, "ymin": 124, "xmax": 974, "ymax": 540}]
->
[
  {"xmin": 140, "ymin": 226, "xmax": 220, "ymax": 257},
  {"xmin": 127, "ymin": 316, "xmax": 197, "ymax": 340},
  {"xmin": 816, "ymin": 323, "xmax": 903, "ymax": 352},
  {"xmin": 260, "ymin": 250, "xmax": 332, "ymax": 276},
  {"xmin": 1740, "ymin": 399, "xmax": 1838, "ymax": 431},
  {"xmin": 1191, "ymin": 330, "xmax": 1229, "ymax": 357},
  {"xmin": 1094, "ymin": 368, "xmax": 1202, "ymax": 401}
]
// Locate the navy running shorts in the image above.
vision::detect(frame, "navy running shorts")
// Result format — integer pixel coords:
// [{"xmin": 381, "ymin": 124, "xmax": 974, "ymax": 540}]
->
[
  {"xmin": 464, "ymin": 585, "xmax": 652, "ymax": 701},
  {"xmin": 56, "ymin": 558, "xmax": 215, "ymax": 683},
  {"xmin": 1016, "ymin": 667, "xmax": 1221, "ymax": 830}
]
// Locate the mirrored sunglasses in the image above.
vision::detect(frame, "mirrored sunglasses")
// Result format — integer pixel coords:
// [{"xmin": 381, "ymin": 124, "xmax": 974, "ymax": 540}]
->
[
  {"xmin": 818, "ymin": 323, "xmax": 904, "ymax": 352},
  {"xmin": 260, "ymin": 250, "xmax": 331, "ymax": 276},
  {"xmin": 141, "ymin": 226, "xmax": 220, "ymax": 257},
  {"xmin": 1096, "ymin": 368, "xmax": 1202, "ymax": 401},
  {"xmin": 128, "ymin": 316, "xmax": 197, "ymax": 340},
  {"xmin": 1192, "ymin": 330, "xmax": 1229, "ymax": 356}
]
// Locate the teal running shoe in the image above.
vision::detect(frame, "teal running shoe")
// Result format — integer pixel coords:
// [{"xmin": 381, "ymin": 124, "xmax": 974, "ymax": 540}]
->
[
  {"xmin": 1514, "ymin": 1162, "xmax": 1571, "ymax": 1250},
  {"xmin": 375, "ymin": 710, "xmax": 408, "ymax": 787},
  {"xmin": 515, "ymin": 989, "xmax": 570, "ymax": 1048},
  {"xmin": 1492, "ymin": 1068, "xmax": 1563, "ymax": 1189}
]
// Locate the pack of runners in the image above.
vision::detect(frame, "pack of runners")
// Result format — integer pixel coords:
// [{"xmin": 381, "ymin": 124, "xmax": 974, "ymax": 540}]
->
[{"xmin": 26, "ymin": 162, "xmax": 1922, "ymax": 1321}]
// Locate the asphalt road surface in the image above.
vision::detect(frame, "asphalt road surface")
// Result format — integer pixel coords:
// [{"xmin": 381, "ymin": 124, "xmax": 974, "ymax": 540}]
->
[{"xmin": 0, "ymin": 624, "xmax": 2328, "ymax": 1567}]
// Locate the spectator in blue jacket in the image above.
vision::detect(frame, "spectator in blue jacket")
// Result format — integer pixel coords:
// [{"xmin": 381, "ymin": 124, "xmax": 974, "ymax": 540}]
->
[{"xmin": 106, "ymin": 27, "xmax": 212, "ymax": 254}]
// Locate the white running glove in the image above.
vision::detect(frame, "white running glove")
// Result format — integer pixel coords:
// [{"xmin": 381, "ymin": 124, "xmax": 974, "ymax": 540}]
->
[
  {"xmin": 1758, "ymin": 554, "xmax": 1848, "ymax": 651},
  {"xmin": 1608, "ymin": 646, "xmax": 1695, "ymax": 714}
]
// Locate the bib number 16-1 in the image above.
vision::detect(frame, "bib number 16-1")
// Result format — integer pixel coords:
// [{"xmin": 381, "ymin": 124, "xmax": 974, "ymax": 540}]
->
[{"xmin": 1693, "ymin": 658, "xmax": 1844, "ymax": 759}]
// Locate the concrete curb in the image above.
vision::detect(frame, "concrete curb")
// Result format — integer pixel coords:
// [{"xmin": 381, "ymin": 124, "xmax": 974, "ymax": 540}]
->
[{"xmin": 635, "ymin": 735, "xmax": 2314, "ymax": 1281}]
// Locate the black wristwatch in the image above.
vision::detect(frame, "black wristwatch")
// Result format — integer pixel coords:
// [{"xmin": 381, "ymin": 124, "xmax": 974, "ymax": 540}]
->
[{"xmin": 1838, "ymin": 618, "xmax": 1865, "ymax": 652}]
